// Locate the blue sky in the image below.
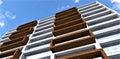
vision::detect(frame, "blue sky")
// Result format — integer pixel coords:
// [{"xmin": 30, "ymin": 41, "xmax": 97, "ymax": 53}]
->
[{"xmin": 0, "ymin": 0, "xmax": 120, "ymax": 38}]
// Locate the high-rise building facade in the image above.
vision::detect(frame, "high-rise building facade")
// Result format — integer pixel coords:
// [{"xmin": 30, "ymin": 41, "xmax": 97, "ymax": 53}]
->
[{"xmin": 0, "ymin": 1, "xmax": 120, "ymax": 59}]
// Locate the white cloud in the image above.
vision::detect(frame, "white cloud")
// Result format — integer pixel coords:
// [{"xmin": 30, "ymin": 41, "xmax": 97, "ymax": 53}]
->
[
  {"xmin": 57, "ymin": 5, "xmax": 71, "ymax": 12},
  {"xmin": 111, "ymin": 0, "xmax": 120, "ymax": 3},
  {"xmin": 0, "ymin": 10, "xmax": 16, "ymax": 28},
  {"xmin": 0, "ymin": 21, "xmax": 4, "ymax": 27},
  {"xmin": 5, "ymin": 11, "xmax": 16, "ymax": 19},
  {"xmin": 74, "ymin": 0, "xmax": 79, "ymax": 3},
  {"xmin": 61, "ymin": 5, "xmax": 70, "ymax": 9},
  {"xmin": 0, "ymin": 0, "xmax": 3, "ymax": 5},
  {"xmin": 110, "ymin": 0, "xmax": 120, "ymax": 10},
  {"xmin": 0, "ymin": 0, "xmax": 16, "ymax": 28},
  {"xmin": 112, "ymin": 3, "xmax": 120, "ymax": 9},
  {"xmin": 61, "ymin": 6, "xmax": 65, "ymax": 9},
  {"xmin": 66, "ymin": 5, "xmax": 70, "ymax": 8}
]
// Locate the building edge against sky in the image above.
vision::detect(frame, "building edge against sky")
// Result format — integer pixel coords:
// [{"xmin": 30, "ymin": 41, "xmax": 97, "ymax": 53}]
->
[{"xmin": 0, "ymin": 1, "xmax": 120, "ymax": 59}]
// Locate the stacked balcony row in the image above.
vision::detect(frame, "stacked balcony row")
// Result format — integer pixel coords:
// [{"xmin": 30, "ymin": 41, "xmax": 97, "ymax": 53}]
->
[
  {"xmin": 0, "ymin": 20, "xmax": 37, "ymax": 59},
  {"xmin": 50, "ymin": 7, "xmax": 109, "ymax": 59},
  {"xmin": 19, "ymin": 17, "xmax": 55, "ymax": 59},
  {"xmin": 77, "ymin": 1, "xmax": 120, "ymax": 59}
]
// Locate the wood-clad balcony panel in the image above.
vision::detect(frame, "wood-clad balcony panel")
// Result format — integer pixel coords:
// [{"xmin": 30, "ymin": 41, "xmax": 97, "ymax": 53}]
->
[
  {"xmin": 57, "ymin": 49, "xmax": 109, "ymax": 59},
  {"xmin": 55, "ymin": 12, "xmax": 80, "ymax": 22},
  {"xmin": 52, "ymin": 29, "xmax": 94, "ymax": 44},
  {"xmin": 55, "ymin": 7, "xmax": 78, "ymax": 18},
  {"xmin": 0, "ymin": 36, "xmax": 28, "ymax": 51},
  {"xmin": 53, "ymin": 22, "xmax": 87, "ymax": 36},
  {"xmin": 50, "ymin": 29, "xmax": 95, "ymax": 52},
  {"xmin": 51, "ymin": 36, "xmax": 95, "ymax": 53},
  {"xmin": 54, "ymin": 14, "xmax": 81, "ymax": 26},
  {"xmin": 54, "ymin": 18, "xmax": 85, "ymax": 30},
  {"xmin": 16, "ymin": 20, "xmax": 37, "ymax": 30},
  {"xmin": 13, "ymin": 27, "xmax": 33, "ymax": 35},
  {"xmin": 0, "ymin": 49, "xmax": 21, "ymax": 59},
  {"xmin": 9, "ymin": 27, "xmax": 34, "ymax": 39}
]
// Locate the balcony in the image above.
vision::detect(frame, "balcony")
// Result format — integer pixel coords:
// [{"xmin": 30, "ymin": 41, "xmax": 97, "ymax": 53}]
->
[
  {"xmin": 55, "ymin": 7, "xmax": 77, "ymax": 18},
  {"xmin": 13, "ymin": 27, "xmax": 33, "ymax": 35},
  {"xmin": 54, "ymin": 14, "xmax": 81, "ymax": 26},
  {"xmin": 57, "ymin": 49, "xmax": 109, "ymax": 59},
  {"xmin": 9, "ymin": 27, "xmax": 34, "ymax": 39},
  {"xmin": 54, "ymin": 18, "xmax": 85, "ymax": 30},
  {"xmin": 17, "ymin": 20, "xmax": 37, "ymax": 30},
  {"xmin": 55, "ymin": 12, "xmax": 80, "ymax": 22},
  {"xmin": 50, "ymin": 29, "xmax": 95, "ymax": 52},
  {"xmin": 0, "ymin": 36, "xmax": 28, "ymax": 51},
  {"xmin": 53, "ymin": 22, "xmax": 87, "ymax": 36},
  {"xmin": 0, "ymin": 49, "xmax": 21, "ymax": 59}
]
